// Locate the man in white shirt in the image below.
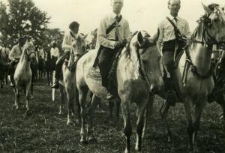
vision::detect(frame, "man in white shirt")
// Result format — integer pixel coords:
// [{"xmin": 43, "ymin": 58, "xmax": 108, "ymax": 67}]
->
[
  {"xmin": 157, "ymin": 0, "xmax": 191, "ymax": 105},
  {"xmin": 94, "ymin": 0, "xmax": 131, "ymax": 100},
  {"xmin": 50, "ymin": 42, "xmax": 60, "ymax": 59},
  {"xmin": 51, "ymin": 21, "xmax": 79, "ymax": 88},
  {"xmin": 8, "ymin": 37, "xmax": 27, "ymax": 87}
]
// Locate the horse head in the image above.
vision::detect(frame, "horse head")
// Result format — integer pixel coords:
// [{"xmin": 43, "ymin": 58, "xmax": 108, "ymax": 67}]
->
[
  {"xmin": 128, "ymin": 31, "xmax": 164, "ymax": 93},
  {"xmin": 201, "ymin": 3, "xmax": 225, "ymax": 44},
  {"xmin": 68, "ymin": 35, "xmax": 86, "ymax": 68},
  {"xmin": 22, "ymin": 41, "xmax": 36, "ymax": 61}
]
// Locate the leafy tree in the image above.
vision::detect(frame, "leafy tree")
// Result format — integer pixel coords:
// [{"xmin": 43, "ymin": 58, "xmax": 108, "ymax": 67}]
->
[
  {"xmin": 43, "ymin": 28, "xmax": 64, "ymax": 54},
  {"xmin": 0, "ymin": 2, "xmax": 10, "ymax": 45},
  {"xmin": 0, "ymin": 0, "xmax": 50, "ymax": 46}
]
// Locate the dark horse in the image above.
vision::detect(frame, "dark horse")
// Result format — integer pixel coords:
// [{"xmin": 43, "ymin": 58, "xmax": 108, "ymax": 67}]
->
[
  {"xmin": 0, "ymin": 48, "xmax": 10, "ymax": 87},
  {"xmin": 45, "ymin": 50, "xmax": 57, "ymax": 86}
]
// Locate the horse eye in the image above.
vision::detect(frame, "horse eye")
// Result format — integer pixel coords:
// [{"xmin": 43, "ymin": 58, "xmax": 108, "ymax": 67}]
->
[{"xmin": 214, "ymin": 18, "xmax": 219, "ymax": 23}]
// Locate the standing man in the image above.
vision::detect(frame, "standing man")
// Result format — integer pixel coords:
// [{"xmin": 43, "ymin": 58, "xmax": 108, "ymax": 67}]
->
[
  {"xmin": 50, "ymin": 42, "xmax": 60, "ymax": 59},
  {"xmin": 51, "ymin": 21, "xmax": 79, "ymax": 88},
  {"xmin": 157, "ymin": 0, "xmax": 191, "ymax": 105},
  {"xmin": 8, "ymin": 37, "xmax": 27, "ymax": 87},
  {"xmin": 96, "ymin": 0, "xmax": 131, "ymax": 99}
]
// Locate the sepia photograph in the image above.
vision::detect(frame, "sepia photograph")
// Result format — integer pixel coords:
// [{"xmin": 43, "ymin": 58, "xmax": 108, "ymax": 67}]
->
[{"xmin": 0, "ymin": 0, "xmax": 225, "ymax": 152}]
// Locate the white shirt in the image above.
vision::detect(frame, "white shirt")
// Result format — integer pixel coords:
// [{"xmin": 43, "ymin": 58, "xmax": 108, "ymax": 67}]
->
[
  {"xmin": 50, "ymin": 47, "xmax": 60, "ymax": 58},
  {"xmin": 96, "ymin": 12, "xmax": 131, "ymax": 50},
  {"xmin": 9, "ymin": 44, "xmax": 23, "ymax": 61},
  {"xmin": 62, "ymin": 31, "xmax": 78, "ymax": 52},
  {"xmin": 157, "ymin": 15, "xmax": 191, "ymax": 50}
]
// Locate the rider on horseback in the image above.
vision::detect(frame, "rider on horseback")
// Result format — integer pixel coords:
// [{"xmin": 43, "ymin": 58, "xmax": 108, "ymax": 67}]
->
[
  {"xmin": 94, "ymin": 0, "xmax": 131, "ymax": 100},
  {"xmin": 51, "ymin": 21, "xmax": 80, "ymax": 88},
  {"xmin": 157, "ymin": 0, "xmax": 191, "ymax": 105},
  {"xmin": 8, "ymin": 37, "xmax": 27, "ymax": 87}
]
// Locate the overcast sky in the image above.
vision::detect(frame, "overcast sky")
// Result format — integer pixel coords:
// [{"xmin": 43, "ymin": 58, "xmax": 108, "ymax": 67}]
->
[{"xmin": 2, "ymin": 0, "xmax": 225, "ymax": 35}]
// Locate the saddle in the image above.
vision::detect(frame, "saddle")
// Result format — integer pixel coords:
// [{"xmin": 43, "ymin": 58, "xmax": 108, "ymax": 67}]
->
[{"xmin": 87, "ymin": 51, "xmax": 121, "ymax": 95}]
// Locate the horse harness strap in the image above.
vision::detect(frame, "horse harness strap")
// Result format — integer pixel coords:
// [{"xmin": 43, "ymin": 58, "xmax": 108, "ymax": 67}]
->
[
  {"xmin": 182, "ymin": 23, "xmax": 216, "ymax": 85},
  {"xmin": 135, "ymin": 45, "xmax": 152, "ymax": 90}
]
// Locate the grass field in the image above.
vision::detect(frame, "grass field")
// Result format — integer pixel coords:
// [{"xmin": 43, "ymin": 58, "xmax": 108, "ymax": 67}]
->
[{"xmin": 0, "ymin": 78, "xmax": 225, "ymax": 153}]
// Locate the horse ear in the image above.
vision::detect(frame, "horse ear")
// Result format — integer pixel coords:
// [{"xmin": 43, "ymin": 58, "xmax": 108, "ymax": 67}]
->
[
  {"xmin": 202, "ymin": 2, "xmax": 212, "ymax": 15},
  {"xmin": 83, "ymin": 34, "xmax": 88, "ymax": 40},
  {"xmin": 137, "ymin": 32, "xmax": 144, "ymax": 46}
]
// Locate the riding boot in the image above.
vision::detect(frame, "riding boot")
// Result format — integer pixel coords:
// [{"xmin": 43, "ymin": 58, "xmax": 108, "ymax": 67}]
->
[
  {"xmin": 9, "ymin": 63, "xmax": 15, "ymax": 87},
  {"xmin": 165, "ymin": 77, "xmax": 177, "ymax": 106},
  {"xmin": 51, "ymin": 51, "xmax": 70, "ymax": 89},
  {"xmin": 51, "ymin": 61, "xmax": 61, "ymax": 88},
  {"xmin": 10, "ymin": 73, "xmax": 15, "ymax": 87}
]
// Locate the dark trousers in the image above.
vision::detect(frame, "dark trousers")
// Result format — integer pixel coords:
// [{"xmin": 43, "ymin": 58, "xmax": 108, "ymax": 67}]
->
[
  {"xmin": 9, "ymin": 61, "xmax": 18, "ymax": 84},
  {"xmin": 98, "ymin": 47, "xmax": 117, "ymax": 89},
  {"xmin": 162, "ymin": 51, "xmax": 176, "ymax": 93},
  {"xmin": 55, "ymin": 51, "xmax": 70, "ymax": 81}
]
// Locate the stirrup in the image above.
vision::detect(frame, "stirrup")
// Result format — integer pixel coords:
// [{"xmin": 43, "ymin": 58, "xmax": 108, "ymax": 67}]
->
[
  {"xmin": 51, "ymin": 82, "xmax": 59, "ymax": 88},
  {"xmin": 106, "ymin": 93, "xmax": 115, "ymax": 101}
]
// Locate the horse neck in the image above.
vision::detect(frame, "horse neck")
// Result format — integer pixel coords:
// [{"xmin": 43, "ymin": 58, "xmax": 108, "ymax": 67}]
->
[
  {"xmin": 190, "ymin": 23, "xmax": 213, "ymax": 76},
  {"xmin": 123, "ymin": 44, "xmax": 141, "ymax": 79},
  {"xmin": 19, "ymin": 50, "xmax": 30, "ymax": 67}
]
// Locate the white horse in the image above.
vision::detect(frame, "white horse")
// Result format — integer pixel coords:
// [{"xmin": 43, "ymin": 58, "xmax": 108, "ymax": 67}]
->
[
  {"xmin": 76, "ymin": 31, "xmax": 164, "ymax": 153},
  {"xmin": 13, "ymin": 41, "xmax": 36, "ymax": 112},
  {"xmin": 160, "ymin": 3, "xmax": 225, "ymax": 152},
  {"xmin": 59, "ymin": 35, "xmax": 86, "ymax": 125}
]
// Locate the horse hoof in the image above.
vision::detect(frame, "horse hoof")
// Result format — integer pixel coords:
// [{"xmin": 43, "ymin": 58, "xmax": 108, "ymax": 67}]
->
[
  {"xmin": 12, "ymin": 104, "xmax": 19, "ymax": 110},
  {"xmin": 80, "ymin": 139, "xmax": 88, "ymax": 145},
  {"xmin": 67, "ymin": 120, "xmax": 73, "ymax": 126},
  {"xmin": 88, "ymin": 136, "xmax": 97, "ymax": 143},
  {"xmin": 124, "ymin": 148, "xmax": 130, "ymax": 153},
  {"xmin": 75, "ymin": 119, "xmax": 80, "ymax": 124}
]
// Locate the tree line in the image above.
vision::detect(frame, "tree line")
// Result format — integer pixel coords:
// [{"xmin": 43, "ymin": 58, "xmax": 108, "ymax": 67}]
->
[{"xmin": 0, "ymin": 0, "xmax": 63, "ymax": 52}]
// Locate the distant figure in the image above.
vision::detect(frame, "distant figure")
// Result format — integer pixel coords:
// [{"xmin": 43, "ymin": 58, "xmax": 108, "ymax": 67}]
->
[
  {"xmin": 51, "ymin": 21, "xmax": 80, "ymax": 88},
  {"xmin": 50, "ymin": 42, "xmax": 60, "ymax": 59},
  {"xmin": 8, "ymin": 37, "xmax": 27, "ymax": 87}
]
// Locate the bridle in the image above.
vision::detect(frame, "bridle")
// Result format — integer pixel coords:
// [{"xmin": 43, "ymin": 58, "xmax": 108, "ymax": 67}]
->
[
  {"xmin": 133, "ymin": 34, "xmax": 160, "ymax": 92},
  {"xmin": 24, "ymin": 48, "xmax": 36, "ymax": 61},
  {"xmin": 185, "ymin": 8, "xmax": 225, "ymax": 80}
]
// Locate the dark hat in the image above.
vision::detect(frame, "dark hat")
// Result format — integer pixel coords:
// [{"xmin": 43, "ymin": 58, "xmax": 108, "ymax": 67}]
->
[
  {"xmin": 18, "ymin": 37, "xmax": 26, "ymax": 43},
  {"xmin": 69, "ymin": 21, "xmax": 79, "ymax": 30}
]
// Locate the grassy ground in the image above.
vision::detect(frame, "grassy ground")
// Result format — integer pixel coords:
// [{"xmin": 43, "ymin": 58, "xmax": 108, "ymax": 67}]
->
[{"xmin": 0, "ymin": 78, "xmax": 225, "ymax": 153}]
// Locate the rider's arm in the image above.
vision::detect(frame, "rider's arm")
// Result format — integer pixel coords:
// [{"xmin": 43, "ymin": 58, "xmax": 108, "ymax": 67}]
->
[
  {"xmin": 184, "ymin": 20, "xmax": 191, "ymax": 39},
  {"xmin": 97, "ymin": 18, "xmax": 117, "ymax": 49},
  {"xmin": 62, "ymin": 34, "xmax": 71, "ymax": 51},
  {"xmin": 157, "ymin": 23, "xmax": 164, "ymax": 56},
  {"xmin": 124, "ymin": 20, "xmax": 131, "ymax": 42},
  {"xmin": 9, "ymin": 46, "xmax": 16, "ymax": 61}
]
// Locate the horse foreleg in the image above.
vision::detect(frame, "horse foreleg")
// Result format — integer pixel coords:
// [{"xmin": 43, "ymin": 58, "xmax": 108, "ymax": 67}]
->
[
  {"xmin": 87, "ymin": 95, "xmax": 99, "ymax": 142},
  {"xmin": 79, "ymin": 86, "xmax": 88, "ymax": 143},
  {"xmin": 142, "ymin": 94, "xmax": 154, "ymax": 139},
  {"xmin": 59, "ymin": 85, "xmax": 65, "ymax": 114},
  {"xmin": 135, "ymin": 101, "xmax": 147, "ymax": 152},
  {"xmin": 109, "ymin": 100, "xmax": 114, "ymax": 120},
  {"xmin": 14, "ymin": 85, "xmax": 20, "ymax": 109},
  {"xmin": 191, "ymin": 101, "xmax": 206, "ymax": 153},
  {"xmin": 160, "ymin": 100, "xmax": 172, "ymax": 142},
  {"xmin": 121, "ymin": 100, "xmax": 132, "ymax": 153},
  {"xmin": 25, "ymin": 82, "xmax": 32, "ymax": 111},
  {"xmin": 116, "ymin": 99, "xmax": 121, "ymax": 120},
  {"xmin": 75, "ymin": 87, "xmax": 81, "ymax": 124},
  {"xmin": 66, "ymin": 87, "xmax": 74, "ymax": 125},
  {"xmin": 184, "ymin": 100, "xmax": 194, "ymax": 152}
]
